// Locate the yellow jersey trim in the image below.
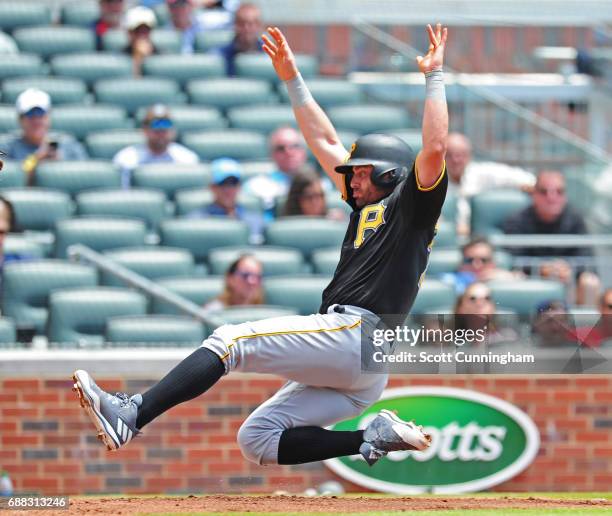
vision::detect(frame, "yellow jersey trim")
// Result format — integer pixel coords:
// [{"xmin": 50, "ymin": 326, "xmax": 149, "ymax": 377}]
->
[{"xmin": 415, "ymin": 157, "xmax": 446, "ymax": 192}]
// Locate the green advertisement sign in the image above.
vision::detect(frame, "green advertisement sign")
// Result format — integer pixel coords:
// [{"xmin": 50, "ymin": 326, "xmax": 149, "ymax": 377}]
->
[{"xmin": 325, "ymin": 387, "xmax": 539, "ymax": 494}]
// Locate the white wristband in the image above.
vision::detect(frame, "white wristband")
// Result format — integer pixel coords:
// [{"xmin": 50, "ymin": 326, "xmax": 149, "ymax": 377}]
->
[
  {"xmin": 425, "ymin": 68, "xmax": 446, "ymax": 101},
  {"xmin": 285, "ymin": 73, "xmax": 314, "ymax": 107}
]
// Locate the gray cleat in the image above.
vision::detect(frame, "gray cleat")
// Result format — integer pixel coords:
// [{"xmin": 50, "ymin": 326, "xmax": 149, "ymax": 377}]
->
[
  {"xmin": 359, "ymin": 409, "xmax": 431, "ymax": 466},
  {"xmin": 72, "ymin": 370, "xmax": 141, "ymax": 451}
]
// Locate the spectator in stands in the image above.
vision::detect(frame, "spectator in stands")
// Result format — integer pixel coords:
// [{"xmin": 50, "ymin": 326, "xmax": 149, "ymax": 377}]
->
[
  {"xmin": 503, "ymin": 170, "xmax": 601, "ymax": 306},
  {"xmin": 124, "ymin": 6, "xmax": 158, "ymax": 77},
  {"xmin": 203, "ymin": 254, "xmax": 264, "ymax": 312},
  {"xmin": 165, "ymin": 0, "xmax": 203, "ymax": 54},
  {"xmin": 5, "ymin": 89, "xmax": 87, "ymax": 185},
  {"xmin": 445, "ymin": 132, "xmax": 535, "ymax": 235},
  {"xmin": 0, "ymin": 197, "xmax": 30, "ymax": 275},
  {"xmin": 114, "ymin": 104, "xmax": 199, "ymax": 188},
  {"xmin": 93, "ymin": 0, "xmax": 126, "ymax": 51},
  {"xmin": 187, "ymin": 158, "xmax": 264, "ymax": 243},
  {"xmin": 282, "ymin": 169, "xmax": 346, "ymax": 220},
  {"xmin": 218, "ymin": 2, "xmax": 263, "ymax": 75},
  {"xmin": 197, "ymin": 0, "xmax": 237, "ymax": 31}
]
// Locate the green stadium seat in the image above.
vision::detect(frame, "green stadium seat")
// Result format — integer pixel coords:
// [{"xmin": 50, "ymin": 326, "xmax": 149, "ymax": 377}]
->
[
  {"xmin": 159, "ymin": 218, "xmax": 249, "ymax": 262},
  {"xmin": 51, "ymin": 105, "xmax": 131, "ymax": 140},
  {"xmin": 208, "ymin": 246, "xmax": 305, "ymax": 276},
  {"xmin": 0, "ymin": 105, "xmax": 18, "ymax": 133},
  {"xmin": 0, "ymin": 188, "xmax": 72, "ymax": 231},
  {"xmin": 105, "ymin": 315, "xmax": 205, "ymax": 347},
  {"xmin": 13, "ymin": 27, "xmax": 95, "ymax": 59},
  {"xmin": 187, "ymin": 78, "xmax": 276, "ymax": 109},
  {"xmin": 174, "ymin": 188, "xmax": 261, "ymax": 216},
  {"xmin": 35, "ymin": 160, "xmax": 121, "ymax": 196},
  {"xmin": 4, "ymin": 234, "xmax": 45, "ymax": 258},
  {"xmin": 265, "ymin": 217, "xmax": 346, "ymax": 258},
  {"xmin": 391, "ymin": 130, "xmax": 423, "ymax": 153},
  {"xmin": 101, "ymin": 246, "xmax": 194, "ymax": 286},
  {"xmin": 0, "ymin": 3, "xmax": 51, "ymax": 31},
  {"xmin": 433, "ymin": 220, "xmax": 457, "ymax": 248},
  {"xmin": 311, "ymin": 247, "xmax": 340, "ymax": 275},
  {"xmin": 427, "ymin": 248, "xmax": 462, "ymax": 275},
  {"xmin": 76, "ymin": 189, "xmax": 167, "ymax": 231},
  {"xmin": 488, "ymin": 278, "xmax": 565, "ymax": 317},
  {"xmin": 86, "ymin": 129, "xmax": 145, "ymax": 160},
  {"xmin": 194, "ymin": 29, "xmax": 233, "ymax": 52},
  {"xmin": 227, "ymin": 105, "xmax": 296, "ymax": 134},
  {"xmin": 153, "ymin": 276, "xmax": 223, "ymax": 315},
  {"xmin": 143, "ymin": 54, "xmax": 224, "ymax": 84},
  {"xmin": 51, "ymin": 53, "xmax": 132, "ymax": 85},
  {"xmin": 208, "ymin": 305, "xmax": 298, "ymax": 329},
  {"xmin": 410, "ymin": 279, "xmax": 455, "ymax": 314},
  {"xmin": 135, "ymin": 105, "xmax": 226, "ymax": 134},
  {"xmin": 181, "ymin": 130, "xmax": 267, "ymax": 161},
  {"xmin": 61, "ymin": 1, "xmax": 99, "ymax": 26},
  {"xmin": 47, "ymin": 287, "xmax": 147, "ymax": 346},
  {"xmin": 235, "ymin": 53, "xmax": 318, "ymax": 81},
  {"xmin": 2, "ymin": 77, "xmax": 87, "ymax": 105},
  {"xmin": 470, "ymin": 189, "xmax": 531, "ymax": 236},
  {"xmin": 0, "ymin": 54, "xmax": 43, "ymax": 81},
  {"xmin": 102, "ymin": 29, "xmax": 181, "ymax": 53},
  {"xmin": 264, "ymin": 275, "xmax": 330, "ymax": 315},
  {"xmin": 54, "ymin": 217, "xmax": 147, "ymax": 259},
  {"xmin": 441, "ymin": 188, "xmax": 457, "ymax": 221},
  {"xmin": 328, "ymin": 105, "xmax": 410, "ymax": 134},
  {"xmin": 0, "ymin": 161, "xmax": 26, "ymax": 188},
  {"xmin": 94, "ymin": 78, "xmax": 182, "ymax": 115},
  {"xmin": 132, "ymin": 163, "xmax": 210, "ymax": 200},
  {"xmin": 152, "ymin": 3, "xmax": 170, "ymax": 26},
  {"xmin": 239, "ymin": 160, "xmax": 276, "ymax": 181},
  {"xmin": 0, "ymin": 317, "xmax": 17, "ymax": 344},
  {"xmin": 279, "ymin": 78, "xmax": 363, "ymax": 107},
  {"xmin": 1, "ymin": 260, "xmax": 98, "ymax": 333}
]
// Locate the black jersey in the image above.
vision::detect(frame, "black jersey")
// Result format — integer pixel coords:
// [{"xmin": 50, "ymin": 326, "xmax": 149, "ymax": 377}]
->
[{"xmin": 320, "ymin": 161, "xmax": 447, "ymax": 327}]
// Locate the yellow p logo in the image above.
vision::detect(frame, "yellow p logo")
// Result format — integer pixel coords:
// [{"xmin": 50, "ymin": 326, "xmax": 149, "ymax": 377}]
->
[{"xmin": 354, "ymin": 203, "xmax": 386, "ymax": 248}]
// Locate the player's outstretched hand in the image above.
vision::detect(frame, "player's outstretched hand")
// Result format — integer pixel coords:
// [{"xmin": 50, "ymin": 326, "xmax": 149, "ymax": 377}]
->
[
  {"xmin": 416, "ymin": 23, "xmax": 448, "ymax": 74},
  {"xmin": 262, "ymin": 26, "xmax": 299, "ymax": 82}
]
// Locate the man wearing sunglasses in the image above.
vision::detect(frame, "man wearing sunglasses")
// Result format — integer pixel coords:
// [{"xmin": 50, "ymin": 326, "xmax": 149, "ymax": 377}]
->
[{"xmin": 113, "ymin": 104, "xmax": 199, "ymax": 188}]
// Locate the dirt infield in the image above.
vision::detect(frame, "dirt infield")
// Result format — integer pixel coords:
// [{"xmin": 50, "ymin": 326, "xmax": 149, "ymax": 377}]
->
[{"xmin": 27, "ymin": 494, "xmax": 612, "ymax": 515}]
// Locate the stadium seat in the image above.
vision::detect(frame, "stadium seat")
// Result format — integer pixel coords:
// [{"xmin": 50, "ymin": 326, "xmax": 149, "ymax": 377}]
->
[
  {"xmin": 181, "ymin": 130, "xmax": 267, "ymax": 161},
  {"xmin": 194, "ymin": 29, "xmax": 233, "ymax": 52},
  {"xmin": 391, "ymin": 130, "xmax": 423, "ymax": 153},
  {"xmin": 47, "ymin": 287, "xmax": 147, "ymax": 346},
  {"xmin": 76, "ymin": 189, "xmax": 167, "ymax": 231},
  {"xmin": 0, "ymin": 318, "xmax": 16, "ymax": 344},
  {"xmin": 240, "ymin": 161, "xmax": 276, "ymax": 181},
  {"xmin": 94, "ymin": 78, "xmax": 182, "ymax": 115},
  {"xmin": 1, "ymin": 260, "xmax": 98, "ymax": 334},
  {"xmin": 143, "ymin": 54, "xmax": 224, "ymax": 84},
  {"xmin": 4, "ymin": 234, "xmax": 45, "ymax": 259},
  {"xmin": 61, "ymin": 2, "xmax": 99, "ymax": 26},
  {"xmin": 51, "ymin": 53, "xmax": 132, "ymax": 85},
  {"xmin": 2, "ymin": 77, "xmax": 87, "ymax": 105},
  {"xmin": 135, "ymin": 105, "xmax": 226, "ymax": 134},
  {"xmin": 174, "ymin": 188, "xmax": 261, "ymax": 216},
  {"xmin": 264, "ymin": 275, "xmax": 330, "ymax": 315},
  {"xmin": 278, "ymin": 78, "xmax": 364, "ymax": 107},
  {"xmin": 488, "ymin": 278, "xmax": 565, "ymax": 317},
  {"xmin": 227, "ymin": 105, "xmax": 296, "ymax": 134},
  {"xmin": 470, "ymin": 189, "xmax": 531, "ymax": 236},
  {"xmin": 13, "ymin": 27, "xmax": 95, "ymax": 59},
  {"xmin": 0, "ymin": 54, "xmax": 43, "ymax": 81},
  {"xmin": 208, "ymin": 246, "xmax": 305, "ymax": 276},
  {"xmin": 410, "ymin": 279, "xmax": 455, "ymax": 314},
  {"xmin": 235, "ymin": 53, "xmax": 318, "ymax": 81},
  {"xmin": 101, "ymin": 246, "xmax": 195, "ymax": 287},
  {"xmin": 0, "ymin": 161, "xmax": 26, "ymax": 188},
  {"xmin": 265, "ymin": 217, "xmax": 346, "ymax": 257},
  {"xmin": 102, "ymin": 28, "xmax": 182, "ymax": 54},
  {"xmin": 54, "ymin": 217, "xmax": 147, "ymax": 259},
  {"xmin": 85, "ymin": 129, "xmax": 145, "ymax": 160},
  {"xmin": 153, "ymin": 276, "xmax": 223, "ymax": 315},
  {"xmin": 0, "ymin": 105, "xmax": 19, "ymax": 133},
  {"xmin": 105, "ymin": 315, "xmax": 205, "ymax": 347},
  {"xmin": 51, "ymin": 105, "xmax": 131, "ymax": 140},
  {"xmin": 0, "ymin": 188, "xmax": 72, "ymax": 231},
  {"xmin": 159, "ymin": 218, "xmax": 249, "ymax": 263},
  {"xmin": 328, "ymin": 104, "xmax": 410, "ymax": 134},
  {"xmin": 187, "ymin": 78, "xmax": 276, "ymax": 109},
  {"xmin": 433, "ymin": 220, "xmax": 457, "ymax": 248},
  {"xmin": 311, "ymin": 247, "xmax": 340, "ymax": 275},
  {"xmin": 35, "ymin": 160, "xmax": 121, "ymax": 196},
  {"xmin": 441, "ymin": 188, "xmax": 457, "ymax": 221},
  {"xmin": 426, "ymin": 248, "xmax": 462, "ymax": 275},
  {"xmin": 0, "ymin": 3, "xmax": 52, "ymax": 31},
  {"xmin": 132, "ymin": 163, "xmax": 211, "ymax": 200},
  {"xmin": 208, "ymin": 305, "xmax": 298, "ymax": 329}
]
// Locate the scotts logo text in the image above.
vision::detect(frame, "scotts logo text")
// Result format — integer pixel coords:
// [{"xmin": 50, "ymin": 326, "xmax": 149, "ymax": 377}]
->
[{"xmin": 325, "ymin": 387, "xmax": 539, "ymax": 494}]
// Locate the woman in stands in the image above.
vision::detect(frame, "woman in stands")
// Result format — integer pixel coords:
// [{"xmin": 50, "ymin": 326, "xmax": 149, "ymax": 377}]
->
[
  {"xmin": 282, "ymin": 169, "xmax": 346, "ymax": 220},
  {"xmin": 203, "ymin": 255, "xmax": 264, "ymax": 312}
]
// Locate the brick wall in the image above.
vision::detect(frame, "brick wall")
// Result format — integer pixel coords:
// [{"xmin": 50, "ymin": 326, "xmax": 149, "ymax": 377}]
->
[{"xmin": 1, "ymin": 374, "xmax": 610, "ymax": 495}]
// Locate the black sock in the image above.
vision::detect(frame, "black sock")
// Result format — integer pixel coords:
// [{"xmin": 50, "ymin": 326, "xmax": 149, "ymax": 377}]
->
[
  {"xmin": 277, "ymin": 426, "xmax": 364, "ymax": 464},
  {"xmin": 136, "ymin": 347, "xmax": 224, "ymax": 429}
]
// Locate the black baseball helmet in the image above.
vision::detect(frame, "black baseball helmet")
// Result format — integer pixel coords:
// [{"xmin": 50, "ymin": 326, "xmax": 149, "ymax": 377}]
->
[{"xmin": 335, "ymin": 133, "xmax": 415, "ymax": 188}]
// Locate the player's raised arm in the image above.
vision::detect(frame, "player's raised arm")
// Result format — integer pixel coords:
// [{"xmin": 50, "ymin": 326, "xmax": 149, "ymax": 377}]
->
[
  {"xmin": 262, "ymin": 27, "xmax": 346, "ymax": 191},
  {"xmin": 415, "ymin": 23, "xmax": 449, "ymax": 189}
]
